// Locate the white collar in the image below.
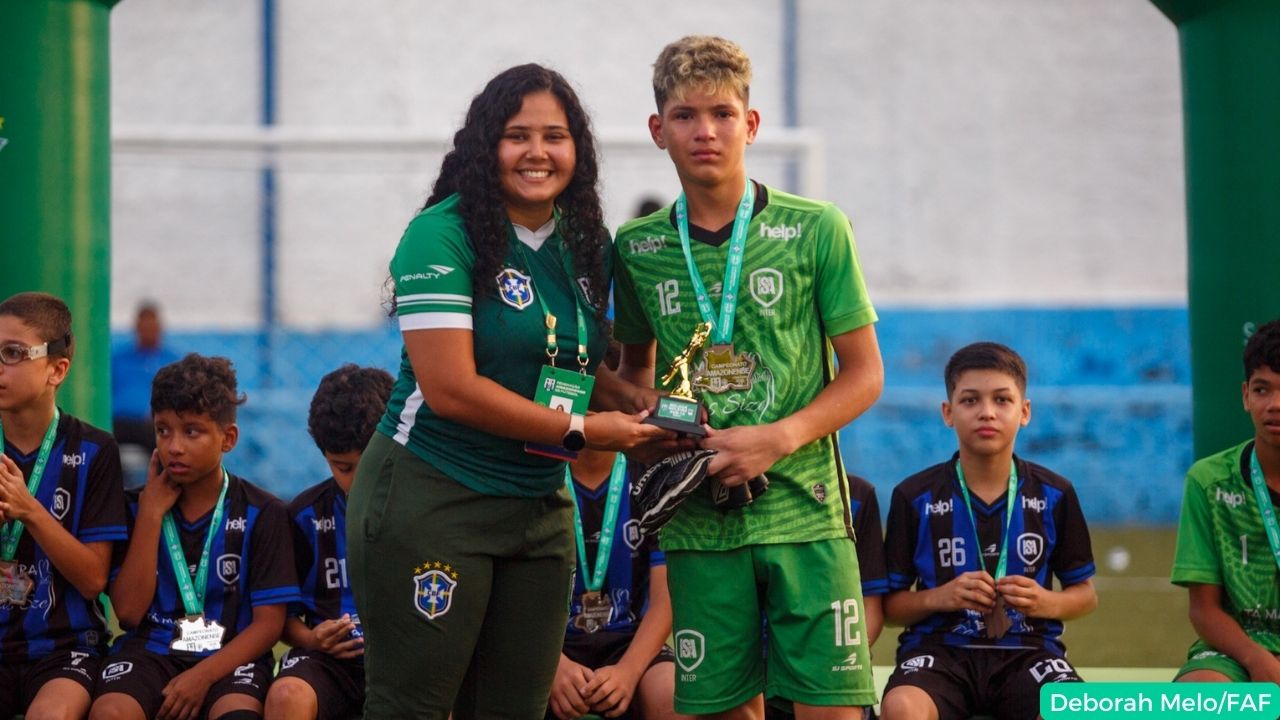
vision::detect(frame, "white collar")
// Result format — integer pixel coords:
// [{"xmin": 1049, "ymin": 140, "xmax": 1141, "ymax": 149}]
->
[{"xmin": 512, "ymin": 218, "xmax": 557, "ymax": 251}]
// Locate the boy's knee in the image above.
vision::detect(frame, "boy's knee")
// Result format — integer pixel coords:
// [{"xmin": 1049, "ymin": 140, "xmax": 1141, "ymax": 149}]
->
[
  {"xmin": 265, "ymin": 676, "xmax": 318, "ymax": 712},
  {"xmin": 879, "ymin": 686, "xmax": 937, "ymax": 720},
  {"xmin": 88, "ymin": 695, "xmax": 143, "ymax": 720}
]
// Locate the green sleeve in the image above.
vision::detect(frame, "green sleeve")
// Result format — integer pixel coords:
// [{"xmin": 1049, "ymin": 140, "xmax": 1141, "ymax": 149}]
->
[
  {"xmin": 813, "ymin": 203, "xmax": 877, "ymax": 337},
  {"xmin": 610, "ymin": 238, "xmax": 654, "ymax": 344},
  {"xmin": 390, "ymin": 213, "xmax": 476, "ymax": 331},
  {"xmin": 1171, "ymin": 471, "xmax": 1222, "ymax": 586}
]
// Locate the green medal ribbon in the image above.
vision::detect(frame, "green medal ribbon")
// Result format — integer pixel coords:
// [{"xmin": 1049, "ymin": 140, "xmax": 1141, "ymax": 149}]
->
[
  {"xmin": 954, "ymin": 459, "xmax": 1019, "ymax": 579},
  {"xmin": 675, "ymin": 179, "xmax": 756, "ymax": 346},
  {"xmin": 565, "ymin": 454, "xmax": 627, "ymax": 594},
  {"xmin": 514, "ymin": 240, "xmax": 590, "ymax": 370},
  {"xmin": 161, "ymin": 469, "xmax": 230, "ymax": 616},
  {"xmin": 1245, "ymin": 447, "xmax": 1280, "ymax": 573},
  {"xmin": 0, "ymin": 409, "xmax": 61, "ymax": 561}
]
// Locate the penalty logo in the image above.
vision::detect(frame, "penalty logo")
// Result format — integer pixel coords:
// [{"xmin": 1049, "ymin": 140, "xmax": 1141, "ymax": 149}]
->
[
  {"xmin": 413, "ymin": 563, "xmax": 459, "ymax": 620},
  {"xmin": 496, "ymin": 268, "xmax": 534, "ymax": 310}
]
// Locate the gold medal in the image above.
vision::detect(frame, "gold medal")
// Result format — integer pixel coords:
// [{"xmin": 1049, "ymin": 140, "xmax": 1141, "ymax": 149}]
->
[
  {"xmin": 0, "ymin": 560, "xmax": 34, "ymax": 608},
  {"xmin": 573, "ymin": 591, "xmax": 614, "ymax": 634},
  {"xmin": 694, "ymin": 344, "xmax": 755, "ymax": 394}
]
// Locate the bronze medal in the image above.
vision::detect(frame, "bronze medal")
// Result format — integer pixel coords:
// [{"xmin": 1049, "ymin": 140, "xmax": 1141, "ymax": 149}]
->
[
  {"xmin": 0, "ymin": 560, "xmax": 34, "ymax": 608},
  {"xmin": 573, "ymin": 591, "xmax": 614, "ymax": 634},
  {"xmin": 984, "ymin": 595, "xmax": 1012, "ymax": 639}
]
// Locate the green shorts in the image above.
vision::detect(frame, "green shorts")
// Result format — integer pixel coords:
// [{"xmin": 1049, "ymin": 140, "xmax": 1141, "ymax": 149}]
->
[
  {"xmin": 1175, "ymin": 640, "xmax": 1253, "ymax": 682},
  {"xmin": 347, "ymin": 433, "xmax": 575, "ymax": 719},
  {"xmin": 666, "ymin": 538, "xmax": 876, "ymax": 714}
]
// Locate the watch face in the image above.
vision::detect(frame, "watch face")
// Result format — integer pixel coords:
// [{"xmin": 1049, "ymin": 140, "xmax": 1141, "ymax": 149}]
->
[{"xmin": 563, "ymin": 431, "xmax": 586, "ymax": 452}]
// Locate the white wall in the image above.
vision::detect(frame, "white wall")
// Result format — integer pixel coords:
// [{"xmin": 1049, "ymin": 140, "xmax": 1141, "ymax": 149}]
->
[{"xmin": 110, "ymin": 0, "xmax": 1185, "ymax": 328}]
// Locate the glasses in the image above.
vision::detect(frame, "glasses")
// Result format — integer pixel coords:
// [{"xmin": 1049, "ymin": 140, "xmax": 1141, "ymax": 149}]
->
[{"xmin": 0, "ymin": 336, "xmax": 69, "ymax": 366}]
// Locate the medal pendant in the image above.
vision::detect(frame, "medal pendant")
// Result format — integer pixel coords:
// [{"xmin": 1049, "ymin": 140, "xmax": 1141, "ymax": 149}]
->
[
  {"xmin": 695, "ymin": 344, "xmax": 755, "ymax": 394},
  {"xmin": 573, "ymin": 591, "xmax": 614, "ymax": 634},
  {"xmin": 171, "ymin": 615, "xmax": 226, "ymax": 653},
  {"xmin": 984, "ymin": 595, "xmax": 1012, "ymax": 639},
  {"xmin": 0, "ymin": 560, "xmax": 34, "ymax": 608}
]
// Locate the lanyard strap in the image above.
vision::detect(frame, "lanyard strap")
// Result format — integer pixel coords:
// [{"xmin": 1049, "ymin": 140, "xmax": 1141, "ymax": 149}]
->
[
  {"xmin": 675, "ymin": 179, "xmax": 755, "ymax": 346},
  {"xmin": 514, "ymin": 241, "xmax": 590, "ymax": 369},
  {"xmin": 565, "ymin": 454, "xmax": 627, "ymax": 593},
  {"xmin": 161, "ymin": 469, "xmax": 230, "ymax": 616},
  {"xmin": 1247, "ymin": 447, "xmax": 1280, "ymax": 573},
  {"xmin": 0, "ymin": 409, "xmax": 61, "ymax": 561},
  {"xmin": 954, "ymin": 459, "xmax": 1019, "ymax": 579}
]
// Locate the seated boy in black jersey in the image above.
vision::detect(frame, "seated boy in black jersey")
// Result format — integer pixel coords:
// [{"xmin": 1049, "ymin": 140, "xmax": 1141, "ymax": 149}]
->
[
  {"xmin": 549, "ymin": 444, "xmax": 683, "ymax": 720},
  {"xmin": 765, "ymin": 473, "xmax": 887, "ymax": 720},
  {"xmin": 91, "ymin": 354, "xmax": 299, "ymax": 720},
  {"xmin": 1171, "ymin": 318, "xmax": 1280, "ymax": 684},
  {"xmin": 880, "ymin": 342, "xmax": 1097, "ymax": 720},
  {"xmin": 0, "ymin": 292, "xmax": 128, "ymax": 720},
  {"xmin": 264, "ymin": 364, "xmax": 393, "ymax": 720}
]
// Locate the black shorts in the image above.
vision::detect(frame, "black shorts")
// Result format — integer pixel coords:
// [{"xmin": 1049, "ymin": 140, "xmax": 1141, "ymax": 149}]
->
[
  {"xmin": 883, "ymin": 644, "xmax": 1082, "ymax": 720},
  {"xmin": 96, "ymin": 647, "xmax": 274, "ymax": 718},
  {"xmin": 274, "ymin": 648, "xmax": 365, "ymax": 720},
  {"xmin": 561, "ymin": 629, "xmax": 675, "ymax": 671},
  {"xmin": 0, "ymin": 647, "xmax": 101, "ymax": 715}
]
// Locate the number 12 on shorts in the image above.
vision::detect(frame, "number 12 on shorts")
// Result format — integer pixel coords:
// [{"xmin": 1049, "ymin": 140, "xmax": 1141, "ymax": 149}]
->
[{"xmin": 830, "ymin": 599, "xmax": 862, "ymax": 647}]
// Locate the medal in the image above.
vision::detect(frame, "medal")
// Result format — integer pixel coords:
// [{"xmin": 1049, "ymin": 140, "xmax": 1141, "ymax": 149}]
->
[
  {"xmin": 675, "ymin": 179, "xmax": 755, "ymax": 350},
  {"xmin": 694, "ymin": 343, "xmax": 755, "ymax": 394},
  {"xmin": 0, "ymin": 559, "xmax": 34, "ymax": 607},
  {"xmin": 573, "ymin": 591, "xmax": 615, "ymax": 634},
  {"xmin": 162, "ymin": 469, "xmax": 230, "ymax": 652},
  {"xmin": 955, "ymin": 459, "xmax": 1019, "ymax": 640},
  {"xmin": 565, "ymin": 455, "xmax": 627, "ymax": 634},
  {"xmin": 170, "ymin": 615, "xmax": 227, "ymax": 653}
]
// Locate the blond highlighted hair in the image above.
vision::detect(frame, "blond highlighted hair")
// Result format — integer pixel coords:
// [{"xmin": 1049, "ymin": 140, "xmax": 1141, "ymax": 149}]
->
[{"xmin": 652, "ymin": 36, "xmax": 752, "ymax": 112}]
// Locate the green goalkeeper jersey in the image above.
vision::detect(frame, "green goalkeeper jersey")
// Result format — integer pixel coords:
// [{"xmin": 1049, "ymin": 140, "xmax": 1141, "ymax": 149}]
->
[
  {"xmin": 613, "ymin": 184, "xmax": 877, "ymax": 551},
  {"xmin": 1172, "ymin": 440, "xmax": 1280, "ymax": 652}
]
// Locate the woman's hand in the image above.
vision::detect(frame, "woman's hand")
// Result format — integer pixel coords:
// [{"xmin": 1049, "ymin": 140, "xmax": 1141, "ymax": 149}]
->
[{"xmin": 583, "ymin": 410, "xmax": 673, "ymax": 452}]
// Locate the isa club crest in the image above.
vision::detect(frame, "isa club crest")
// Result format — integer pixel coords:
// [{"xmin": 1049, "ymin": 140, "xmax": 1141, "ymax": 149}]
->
[
  {"xmin": 496, "ymin": 268, "xmax": 534, "ymax": 310},
  {"xmin": 413, "ymin": 562, "xmax": 459, "ymax": 620}
]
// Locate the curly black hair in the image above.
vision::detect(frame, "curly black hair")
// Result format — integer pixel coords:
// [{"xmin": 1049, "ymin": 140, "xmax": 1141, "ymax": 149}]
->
[
  {"xmin": 422, "ymin": 63, "xmax": 610, "ymax": 322},
  {"xmin": 1245, "ymin": 319, "xmax": 1280, "ymax": 380},
  {"xmin": 308, "ymin": 364, "xmax": 394, "ymax": 454},
  {"xmin": 151, "ymin": 354, "xmax": 246, "ymax": 426}
]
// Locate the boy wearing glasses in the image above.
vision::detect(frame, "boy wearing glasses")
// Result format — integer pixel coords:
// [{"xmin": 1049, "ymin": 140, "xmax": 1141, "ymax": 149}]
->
[{"xmin": 0, "ymin": 292, "xmax": 128, "ymax": 720}]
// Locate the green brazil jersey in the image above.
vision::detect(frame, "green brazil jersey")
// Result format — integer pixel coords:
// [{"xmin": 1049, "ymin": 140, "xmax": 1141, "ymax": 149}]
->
[
  {"xmin": 613, "ymin": 184, "xmax": 877, "ymax": 551},
  {"xmin": 378, "ymin": 193, "xmax": 609, "ymax": 498},
  {"xmin": 1172, "ymin": 440, "xmax": 1280, "ymax": 652}
]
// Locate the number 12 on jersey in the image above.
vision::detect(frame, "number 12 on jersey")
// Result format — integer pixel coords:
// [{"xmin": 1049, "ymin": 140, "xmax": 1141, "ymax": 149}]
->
[{"xmin": 831, "ymin": 598, "xmax": 862, "ymax": 647}]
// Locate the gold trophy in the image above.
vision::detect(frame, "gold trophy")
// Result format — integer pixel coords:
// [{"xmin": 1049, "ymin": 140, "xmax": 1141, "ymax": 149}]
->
[{"xmin": 645, "ymin": 322, "xmax": 712, "ymax": 436}]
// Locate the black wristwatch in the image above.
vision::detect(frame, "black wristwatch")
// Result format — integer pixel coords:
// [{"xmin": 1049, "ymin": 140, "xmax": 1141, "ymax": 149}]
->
[{"xmin": 562, "ymin": 413, "xmax": 586, "ymax": 452}]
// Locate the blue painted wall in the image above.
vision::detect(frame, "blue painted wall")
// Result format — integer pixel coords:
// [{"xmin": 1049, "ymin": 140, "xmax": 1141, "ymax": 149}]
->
[{"xmin": 114, "ymin": 306, "xmax": 1196, "ymax": 524}]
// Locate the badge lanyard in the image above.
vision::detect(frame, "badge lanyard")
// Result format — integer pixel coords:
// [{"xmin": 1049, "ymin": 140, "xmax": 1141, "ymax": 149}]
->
[
  {"xmin": 954, "ymin": 460, "xmax": 1019, "ymax": 579},
  {"xmin": 0, "ymin": 409, "xmax": 61, "ymax": 561},
  {"xmin": 161, "ymin": 469, "xmax": 230, "ymax": 617},
  {"xmin": 1246, "ymin": 447, "xmax": 1280, "ymax": 573},
  {"xmin": 514, "ymin": 241, "xmax": 590, "ymax": 372},
  {"xmin": 675, "ymin": 179, "xmax": 755, "ymax": 346},
  {"xmin": 565, "ymin": 454, "xmax": 627, "ymax": 594}
]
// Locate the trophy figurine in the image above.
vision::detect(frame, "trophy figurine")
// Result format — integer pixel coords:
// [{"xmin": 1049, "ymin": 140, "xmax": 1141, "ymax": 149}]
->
[{"xmin": 645, "ymin": 322, "xmax": 712, "ymax": 436}]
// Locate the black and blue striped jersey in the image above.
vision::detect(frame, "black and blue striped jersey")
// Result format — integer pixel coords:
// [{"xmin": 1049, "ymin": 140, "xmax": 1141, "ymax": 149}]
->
[
  {"xmin": 286, "ymin": 478, "xmax": 357, "ymax": 632},
  {"xmin": 885, "ymin": 454, "xmax": 1094, "ymax": 654},
  {"xmin": 0, "ymin": 413, "xmax": 127, "ymax": 662},
  {"xmin": 566, "ymin": 462, "xmax": 663, "ymax": 636},
  {"xmin": 847, "ymin": 474, "xmax": 887, "ymax": 597},
  {"xmin": 116, "ymin": 473, "xmax": 299, "ymax": 657}
]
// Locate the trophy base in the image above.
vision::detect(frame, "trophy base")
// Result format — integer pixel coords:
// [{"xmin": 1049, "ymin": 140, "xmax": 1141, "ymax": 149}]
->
[{"xmin": 644, "ymin": 395, "xmax": 707, "ymax": 437}]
